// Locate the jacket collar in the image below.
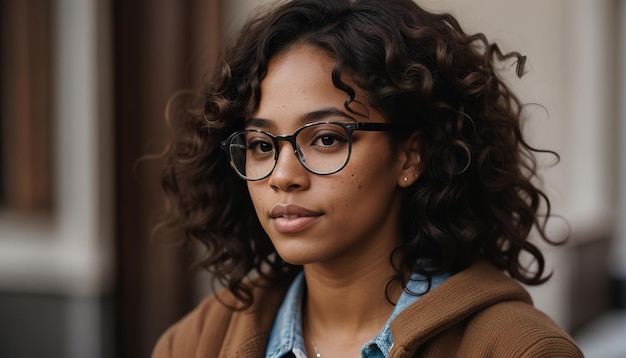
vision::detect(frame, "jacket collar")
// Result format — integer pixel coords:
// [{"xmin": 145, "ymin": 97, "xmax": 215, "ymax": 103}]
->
[
  {"xmin": 219, "ymin": 279, "xmax": 291, "ymax": 357},
  {"xmin": 225, "ymin": 261, "xmax": 529, "ymax": 357},
  {"xmin": 388, "ymin": 260, "xmax": 532, "ymax": 357}
]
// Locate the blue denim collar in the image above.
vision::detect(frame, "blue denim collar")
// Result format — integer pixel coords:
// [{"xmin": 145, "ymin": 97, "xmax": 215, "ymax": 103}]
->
[
  {"xmin": 265, "ymin": 273, "xmax": 308, "ymax": 358},
  {"xmin": 265, "ymin": 271, "xmax": 449, "ymax": 358}
]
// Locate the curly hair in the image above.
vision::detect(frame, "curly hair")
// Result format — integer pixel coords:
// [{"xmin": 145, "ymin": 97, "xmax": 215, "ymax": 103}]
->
[{"xmin": 159, "ymin": 0, "xmax": 563, "ymax": 306}]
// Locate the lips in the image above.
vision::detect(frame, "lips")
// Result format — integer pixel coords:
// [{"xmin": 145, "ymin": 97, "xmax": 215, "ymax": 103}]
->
[{"xmin": 269, "ymin": 204, "xmax": 322, "ymax": 233}]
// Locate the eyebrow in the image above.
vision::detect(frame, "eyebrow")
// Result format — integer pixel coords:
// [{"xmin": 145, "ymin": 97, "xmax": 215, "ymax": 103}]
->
[{"xmin": 245, "ymin": 107, "xmax": 356, "ymax": 129}]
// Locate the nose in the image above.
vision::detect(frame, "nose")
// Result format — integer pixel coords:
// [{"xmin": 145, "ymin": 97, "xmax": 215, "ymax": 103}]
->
[{"xmin": 267, "ymin": 142, "xmax": 310, "ymax": 191}]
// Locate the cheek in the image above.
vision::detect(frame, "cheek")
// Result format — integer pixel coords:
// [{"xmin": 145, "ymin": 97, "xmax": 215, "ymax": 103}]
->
[
  {"xmin": 326, "ymin": 171, "xmax": 355, "ymax": 189},
  {"xmin": 336, "ymin": 170, "xmax": 368, "ymax": 203},
  {"xmin": 351, "ymin": 172, "xmax": 365, "ymax": 190},
  {"xmin": 247, "ymin": 185, "xmax": 266, "ymax": 211}
]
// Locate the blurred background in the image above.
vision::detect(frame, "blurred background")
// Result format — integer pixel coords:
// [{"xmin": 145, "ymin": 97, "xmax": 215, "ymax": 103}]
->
[{"xmin": 0, "ymin": 0, "xmax": 624, "ymax": 357}]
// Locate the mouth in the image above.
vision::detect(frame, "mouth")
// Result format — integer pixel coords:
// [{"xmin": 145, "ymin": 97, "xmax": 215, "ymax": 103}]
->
[
  {"xmin": 270, "ymin": 204, "xmax": 322, "ymax": 219},
  {"xmin": 269, "ymin": 204, "xmax": 323, "ymax": 233},
  {"xmin": 277, "ymin": 215, "xmax": 303, "ymax": 219}
]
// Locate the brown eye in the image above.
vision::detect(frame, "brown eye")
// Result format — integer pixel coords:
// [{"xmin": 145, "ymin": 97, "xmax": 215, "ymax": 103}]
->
[{"xmin": 251, "ymin": 140, "xmax": 273, "ymax": 153}]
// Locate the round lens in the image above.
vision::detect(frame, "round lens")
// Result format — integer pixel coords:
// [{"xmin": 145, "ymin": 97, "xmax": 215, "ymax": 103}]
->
[
  {"xmin": 229, "ymin": 131, "xmax": 276, "ymax": 180},
  {"xmin": 295, "ymin": 123, "xmax": 350, "ymax": 174}
]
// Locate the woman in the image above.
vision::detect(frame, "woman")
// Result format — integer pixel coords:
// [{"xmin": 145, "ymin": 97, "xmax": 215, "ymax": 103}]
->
[{"xmin": 153, "ymin": 0, "xmax": 583, "ymax": 357}]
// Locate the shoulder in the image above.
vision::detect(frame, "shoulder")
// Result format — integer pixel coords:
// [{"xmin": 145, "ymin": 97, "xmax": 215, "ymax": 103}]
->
[
  {"xmin": 151, "ymin": 280, "xmax": 290, "ymax": 358},
  {"xmin": 151, "ymin": 290, "xmax": 238, "ymax": 358},
  {"xmin": 390, "ymin": 261, "xmax": 583, "ymax": 357},
  {"xmin": 462, "ymin": 300, "xmax": 583, "ymax": 357}
]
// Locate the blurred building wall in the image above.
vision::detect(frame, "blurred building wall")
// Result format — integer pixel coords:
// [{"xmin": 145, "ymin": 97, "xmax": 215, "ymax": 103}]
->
[
  {"xmin": 0, "ymin": 0, "xmax": 115, "ymax": 357},
  {"xmin": 1, "ymin": 0, "xmax": 220, "ymax": 357},
  {"xmin": 615, "ymin": 0, "xmax": 626, "ymax": 309}
]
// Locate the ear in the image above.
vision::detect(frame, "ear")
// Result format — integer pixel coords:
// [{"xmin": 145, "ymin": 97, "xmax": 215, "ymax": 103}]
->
[{"xmin": 396, "ymin": 131, "xmax": 426, "ymax": 187}]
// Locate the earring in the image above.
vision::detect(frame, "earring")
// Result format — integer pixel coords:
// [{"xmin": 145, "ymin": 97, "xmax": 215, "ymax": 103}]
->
[{"xmin": 403, "ymin": 177, "xmax": 408, "ymax": 182}]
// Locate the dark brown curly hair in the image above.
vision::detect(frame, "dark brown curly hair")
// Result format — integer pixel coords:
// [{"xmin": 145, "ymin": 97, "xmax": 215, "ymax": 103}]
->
[{"xmin": 159, "ymin": 0, "xmax": 564, "ymax": 306}]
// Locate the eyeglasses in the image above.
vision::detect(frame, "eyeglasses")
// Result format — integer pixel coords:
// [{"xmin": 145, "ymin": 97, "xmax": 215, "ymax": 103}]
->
[{"xmin": 221, "ymin": 121, "xmax": 393, "ymax": 181}]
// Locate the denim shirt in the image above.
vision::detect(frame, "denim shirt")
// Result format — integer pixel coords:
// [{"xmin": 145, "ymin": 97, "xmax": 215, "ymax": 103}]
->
[{"xmin": 264, "ymin": 271, "xmax": 449, "ymax": 358}]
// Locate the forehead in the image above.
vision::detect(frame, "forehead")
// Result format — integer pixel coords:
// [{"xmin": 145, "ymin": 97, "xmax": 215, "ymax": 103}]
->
[
  {"xmin": 259, "ymin": 46, "xmax": 340, "ymax": 106},
  {"xmin": 252, "ymin": 46, "xmax": 375, "ymax": 126}
]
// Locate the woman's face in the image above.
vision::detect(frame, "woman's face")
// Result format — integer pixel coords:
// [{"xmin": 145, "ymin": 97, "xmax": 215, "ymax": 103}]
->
[{"xmin": 246, "ymin": 46, "xmax": 407, "ymax": 267}]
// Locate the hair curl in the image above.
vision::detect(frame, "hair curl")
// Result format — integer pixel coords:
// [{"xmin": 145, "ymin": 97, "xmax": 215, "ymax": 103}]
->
[{"xmin": 159, "ymin": 0, "xmax": 564, "ymax": 307}]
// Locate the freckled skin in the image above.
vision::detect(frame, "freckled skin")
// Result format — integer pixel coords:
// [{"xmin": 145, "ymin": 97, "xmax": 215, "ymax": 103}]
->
[{"xmin": 246, "ymin": 46, "xmax": 406, "ymax": 269}]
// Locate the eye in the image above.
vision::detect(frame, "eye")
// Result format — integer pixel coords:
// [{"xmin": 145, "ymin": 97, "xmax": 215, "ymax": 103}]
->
[
  {"xmin": 311, "ymin": 132, "xmax": 348, "ymax": 149},
  {"xmin": 300, "ymin": 123, "xmax": 350, "ymax": 152},
  {"xmin": 247, "ymin": 136, "xmax": 274, "ymax": 154},
  {"xmin": 318, "ymin": 134, "xmax": 338, "ymax": 146},
  {"xmin": 251, "ymin": 140, "xmax": 273, "ymax": 152}
]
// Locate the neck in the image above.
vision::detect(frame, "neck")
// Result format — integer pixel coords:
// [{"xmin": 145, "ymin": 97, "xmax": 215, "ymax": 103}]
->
[{"xmin": 302, "ymin": 254, "xmax": 405, "ymax": 357}]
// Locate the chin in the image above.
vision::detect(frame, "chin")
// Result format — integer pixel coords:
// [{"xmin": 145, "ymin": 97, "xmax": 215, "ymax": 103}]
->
[
  {"xmin": 275, "ymin": 251, "xmax": 317, "ymax": 266},
  {"xmin": 273, "ymin": 244, "xmax": 328, "ymax": 266}
]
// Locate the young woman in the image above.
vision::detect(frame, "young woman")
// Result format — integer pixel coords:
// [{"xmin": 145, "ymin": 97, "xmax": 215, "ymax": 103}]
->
[{"xmin": 153, "ymin": 0, "xmax": 583, "ymax": 357}]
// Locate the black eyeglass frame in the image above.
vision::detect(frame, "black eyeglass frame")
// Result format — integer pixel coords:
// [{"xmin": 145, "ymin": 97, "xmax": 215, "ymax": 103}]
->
[{"xmin": 220, "ymin": 121, "xmax": 394, "ymax": 181}]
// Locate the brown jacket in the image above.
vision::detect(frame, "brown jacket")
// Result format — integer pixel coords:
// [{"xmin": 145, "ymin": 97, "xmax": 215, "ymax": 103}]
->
[{"xmin": 152, "ymin": 261, "xmax": 583, "ymax": 357}]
